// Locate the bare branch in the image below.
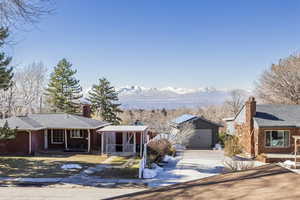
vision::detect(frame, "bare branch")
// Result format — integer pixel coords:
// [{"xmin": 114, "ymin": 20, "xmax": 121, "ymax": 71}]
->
[
  {"xmin": 256, "ymin": 54, "xmax": 300, "ymax": 104},
  {"xmin": 0, "ymin": 0, "xmax": 54, "ymax": 28}
]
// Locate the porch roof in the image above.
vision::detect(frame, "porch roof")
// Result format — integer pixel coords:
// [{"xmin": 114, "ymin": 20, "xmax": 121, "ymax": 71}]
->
[{"xmin": 98, "ymin": 125, "xmax": 148, "ymax": 132}]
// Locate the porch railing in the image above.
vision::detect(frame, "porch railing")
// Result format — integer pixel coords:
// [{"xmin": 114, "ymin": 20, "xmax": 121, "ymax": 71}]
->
[{"xmin": 106, "ymin": 144, "xmax": 135, "ymax": 153}]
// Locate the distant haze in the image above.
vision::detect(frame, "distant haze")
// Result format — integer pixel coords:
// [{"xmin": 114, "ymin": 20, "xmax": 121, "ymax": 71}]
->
[{"xmin": 114, "ymin": 86, "xmax": 250, "ymax": 109}]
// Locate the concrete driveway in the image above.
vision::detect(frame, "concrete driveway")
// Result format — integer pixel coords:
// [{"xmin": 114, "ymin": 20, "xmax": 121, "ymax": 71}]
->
[{"xmin": 149, "ymin": 150, "xmax": 225, "ymax": 187}]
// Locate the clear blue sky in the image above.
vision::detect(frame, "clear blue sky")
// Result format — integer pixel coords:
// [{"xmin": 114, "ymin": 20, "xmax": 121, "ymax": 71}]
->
[{"xmin": 10, "ymin": 0, "xmax": 300, "ymax": 90}]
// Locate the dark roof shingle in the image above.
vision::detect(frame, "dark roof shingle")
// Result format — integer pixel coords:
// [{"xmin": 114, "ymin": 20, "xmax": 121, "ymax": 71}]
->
[{"xmin": 254, "ymin": 104, "xmax": 300, "ymax": 127}]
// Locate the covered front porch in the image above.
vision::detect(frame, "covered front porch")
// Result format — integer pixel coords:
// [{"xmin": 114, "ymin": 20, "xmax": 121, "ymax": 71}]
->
[
  {"xmin": 98, "ymin": 126, "xmax": 149, "ymax": 157},
  {"xmin": 43, "ymin": 129, "xmax": 93, "ymax": 153}
]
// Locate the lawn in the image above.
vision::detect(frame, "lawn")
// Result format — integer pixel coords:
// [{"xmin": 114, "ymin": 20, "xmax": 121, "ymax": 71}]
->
[
  {"xmin": 94, "ymin": 157, "xmax": 141, "ymax": 179},
  {"xmin": 0, "ymin": 154, "xmax": 107, "ymax": 178}
]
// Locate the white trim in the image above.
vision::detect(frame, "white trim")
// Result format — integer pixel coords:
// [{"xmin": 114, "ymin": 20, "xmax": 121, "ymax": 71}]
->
[
  {"xmin": 51, "ymin": 129, "xmax": 64, "ymax": 144},
  {"xmin": 88, "ymin": 129, "xmax": 91, "ymax": 153},
  {"xmin": 265, "ymin": 130, "xmax": 291, "ymax": 148},
  {"xmin": 133, "ymin": 132, "xmax": 136, "ymax": 153},
  {"xmin": 101, "ymin": 133, "xmax": 104, "ymax": 154},
  {"xmin": 64, "ymin": 129, "xmax": 68, "ymax": 150},
  {"xmin": 140, "ymin": 131, "xmax": 144, "ymax": 157}
]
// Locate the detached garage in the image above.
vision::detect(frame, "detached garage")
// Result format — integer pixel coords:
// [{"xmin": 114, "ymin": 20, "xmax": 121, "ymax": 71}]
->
[{"xmin": 170, "ymin": 114, "xmax": 221, "ymax": 149}]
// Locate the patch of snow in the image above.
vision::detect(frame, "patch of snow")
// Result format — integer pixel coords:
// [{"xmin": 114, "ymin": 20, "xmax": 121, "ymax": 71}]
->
[
  {"xmin": 163, "ymin": 155, "xmax": 177, "ymax": 163},
  {"xmin": 151, "ymin": 163, "xmax": 164, "ymax": 173},
  {"xmin": 283, "ymin": 160, "xmax": 295, "ymax": 167},
  {"xmin": 61, "ymin": 164, "xmax": 82, "ymax": 170},
  {"xmin": 143, "ymin": 168, "xmax": 158, "ymax": 179},
  {"xmin": 213, "ymin": 143, "xmax": 223, "ymax": 151}
]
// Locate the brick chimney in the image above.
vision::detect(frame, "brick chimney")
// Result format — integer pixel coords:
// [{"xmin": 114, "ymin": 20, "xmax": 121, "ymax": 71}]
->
[
  {"xmin": 82, "ymin": 104, "xmax": 92, "ymax": 118},
  {"xmin": 245, "ymin": 96, "xmax": 256, "ymax": 157},
  {"xmin": 245, "ymin": 96, "xmax": 256, "ymax": 128}
]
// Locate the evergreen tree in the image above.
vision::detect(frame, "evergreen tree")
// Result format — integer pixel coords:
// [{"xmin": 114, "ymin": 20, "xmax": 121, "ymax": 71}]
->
[
  {"xmin": 0, "ymin": 121, "xmax": 17, "ymax": 140},
  {"xmin": 88, "ymin": 78, "xmax": 123, "ymax": 124},
  {"xmin": 45, "ymin": 58, "xmax": 82, "ymax": 113},
  {"xmin": 0, "ymin": 27, "xmax": 13, "ymax": 90}
]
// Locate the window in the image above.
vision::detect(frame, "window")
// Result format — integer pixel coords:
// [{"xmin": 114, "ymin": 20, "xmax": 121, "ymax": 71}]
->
[
  {"xmin": 70, "ymin": 130, "xmax": 84, "ymax": 138},
  {"xmin": 51, "ymin": 130, "xmax": 64, "ymax": 144},
  {"xmin": 265, "ymin": 130, "xmax": 290, "ymax": 148}
]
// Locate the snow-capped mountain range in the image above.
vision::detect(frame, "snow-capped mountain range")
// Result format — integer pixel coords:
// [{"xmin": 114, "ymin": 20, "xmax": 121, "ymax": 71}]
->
[{"xmin": 116, "ymin": 86, "xmax": 241, "ymax": 109}]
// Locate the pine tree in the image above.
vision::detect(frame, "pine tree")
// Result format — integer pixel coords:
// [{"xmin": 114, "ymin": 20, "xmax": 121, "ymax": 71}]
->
[
  {"xmin": 0, "ymin": 121, "xmax": 17, "ymax": 139},
  {"xmin": 88, "ymin": 78, "xmax": 123, "ymax": 124},
  {"xmin": 0, "ymin": 27, "xmax": 13, "ymax": 90},
  {"xmin": 45, "ymin": 58, "xmax": 82, "ymax": 113}
]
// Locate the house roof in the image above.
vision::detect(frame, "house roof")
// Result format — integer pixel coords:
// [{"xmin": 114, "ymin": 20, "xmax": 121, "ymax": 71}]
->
[
  {"xmin": 113, "ymin": 164, "xmax": 299, "ymax": 200},
  {"xmin": 170, "ymin": 114, "xmax": 222, "ymax": 127},
  {"xmin": 254, "ymin": 104, "xmax": 300, "ymax": 127},
  {"xmin": 171, "ymin": 114, "xmax": 198, "ymax": 125},
  {"xmin": 0, "ymin": 114, "xmax": 110, "ymax": 130},
  {"xmin": 98, "ymin": 125, "xmax": 148, "ymax": 132}
]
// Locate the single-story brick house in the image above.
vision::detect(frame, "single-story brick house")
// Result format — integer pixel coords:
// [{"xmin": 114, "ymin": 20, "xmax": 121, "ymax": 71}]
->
[
  {"xmin": 0, "ymin": 110, "xmax": 150, "ymax": 156},
  {"xmin": 170, "ymin": 114, "xmax": 221, "ymax": 149},
  {"xmin": 224, "ymin": 97, "xmax": 300, "ymax": 162},
  {"xmin": 0, "ymin": 113, "xmax": 110, "ymax": 155}
]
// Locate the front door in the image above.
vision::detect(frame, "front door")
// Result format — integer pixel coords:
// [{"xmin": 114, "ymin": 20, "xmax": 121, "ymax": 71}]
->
[{"xmin": 116, "ymin": 132, "xmax": 123, "ymax": 152}]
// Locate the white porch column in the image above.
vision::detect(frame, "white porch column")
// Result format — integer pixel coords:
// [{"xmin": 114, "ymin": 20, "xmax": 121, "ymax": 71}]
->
[
  {"xmin": 140, "ymin": 131, "xmax": 143, "ymax": 157},
  {"xmin": 64, "ymin": 129, "xmax": 68, "ymax": 150},
  {"xmin": 133, "ymin": 132, "xmax": 136, "ymax": 153},
  {"xmin": 28, "ymin": 131, "xmax": 32, "ymax": 154},
  {"xmin": 101, "ymin": 132, "xmax": 104, "ymax": 155},
  {"xmin": 106, "ymin": 132, "xmax": 108, "ymax": 154},
  {"xmin": 122, "ymin": 132, "xmax": 126, "ymax": 153},
  {"xmin": 44, "ymin": 129, "xmax": 48, "ymax": 150},
  {"xmin": 88, "ymin": 129, "xmax": 91, "ymax": 153}
]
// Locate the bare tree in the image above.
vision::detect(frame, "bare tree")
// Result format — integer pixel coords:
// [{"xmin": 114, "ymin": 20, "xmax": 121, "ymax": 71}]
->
[
  {"xmin": 0, "ymin": 0, "xmax": 54, "ymax": 28},
  {"xmin": 14, "ymin": 62, "xmax": 47, "ymax": 114},
  {"xmin": 256, "ymin": 54, "xmax": 300, "ymax": 104},
  {"xmin": 0, "ymin": 62, "xmax": 47, "ymax": 117},
  {"xmin": 225, "ymin": 89, "xmax": 247, "ymax": 116},
  {"xmin": 169, "ymin": 123, "xmax": 195, "ymax": 147}
]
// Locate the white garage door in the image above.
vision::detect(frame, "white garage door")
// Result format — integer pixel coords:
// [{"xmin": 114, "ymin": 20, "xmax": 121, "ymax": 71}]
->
[{"xmin": 188, "ymin": 129, "xmax": 212, "ymax": 149}]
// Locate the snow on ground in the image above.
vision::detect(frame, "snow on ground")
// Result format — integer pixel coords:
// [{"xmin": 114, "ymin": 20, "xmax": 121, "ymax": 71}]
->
[
  {"xmin": 148, "ymin": 150, "xmax": 225, "ymax": 187},
  {"xmin": 61, "ymin": 164, "xmax": 82, "ymax": 170}
]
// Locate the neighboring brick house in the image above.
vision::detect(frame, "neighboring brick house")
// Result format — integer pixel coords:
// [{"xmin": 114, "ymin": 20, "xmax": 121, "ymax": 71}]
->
[{"xmin": 224, "ymin": 97, "xmax": 300, "ymax": 162}]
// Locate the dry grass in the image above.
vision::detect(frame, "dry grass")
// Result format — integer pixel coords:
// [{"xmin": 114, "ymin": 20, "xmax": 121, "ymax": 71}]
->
[
  {"xmin": 108, "ymin": 156, "xmax": 132, "ymax": 166},
  {"xmin": 0, "ymin": 154, "xmax": 107, "ymax": 178},
  {"xmin": 94, "ymin": 158, "xmax": 141, "ymax": 179}
]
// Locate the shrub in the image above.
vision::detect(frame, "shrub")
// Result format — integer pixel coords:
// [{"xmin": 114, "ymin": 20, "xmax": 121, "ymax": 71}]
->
[
  {"xmin": 224, "ymin": 136, "xmax": 242, "ymax": 157},
  {"xmin": 218, "ymin": 132, "xmax": 228, "ymax": 146},
  {"xmin": 147, "ymin": 139, "xmax": 174, "ymax": 163}
]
